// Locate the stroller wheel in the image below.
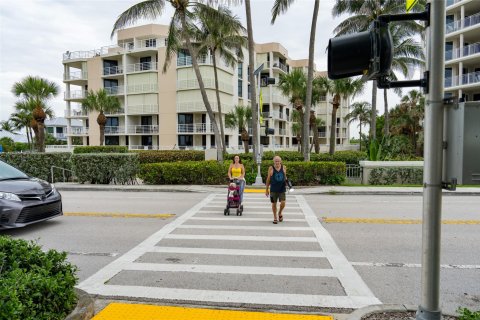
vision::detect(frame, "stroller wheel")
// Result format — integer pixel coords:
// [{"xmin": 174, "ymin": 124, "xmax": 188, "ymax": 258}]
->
[
  {"xmin": 224, "ymin": 208, "xmax": 228, "ymax": 216},
  {"xmin": 236, "ymin": 208, "xmax": 240, "ymax": 216},
  {"xmin": 227, "ymin": 209, "xmax": 230, "ymax": 215},
  {"xmin": 240, "ymin": 204, "xmax": 243, "ymax": 211}
]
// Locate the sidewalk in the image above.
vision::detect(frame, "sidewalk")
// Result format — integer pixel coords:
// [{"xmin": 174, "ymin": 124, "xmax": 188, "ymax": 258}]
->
[{"xmin": 55, "ymin": 182, "xmax": 480, "ymax": 196}]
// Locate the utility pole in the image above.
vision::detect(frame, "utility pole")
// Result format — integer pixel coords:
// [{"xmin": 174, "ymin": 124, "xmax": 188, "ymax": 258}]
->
[{"xmin": 416, "ymin": 1, "xmax": 446, "ymax": 320}]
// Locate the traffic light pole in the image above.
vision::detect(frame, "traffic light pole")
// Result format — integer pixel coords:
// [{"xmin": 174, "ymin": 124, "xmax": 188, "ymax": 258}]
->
[
  {"xmin": 416, "ymin": 1, "xmax": 446, "ymax": 320},
  {"xmin": 253, "ymin": 69, "xmax": 264, "ymax": 186}
]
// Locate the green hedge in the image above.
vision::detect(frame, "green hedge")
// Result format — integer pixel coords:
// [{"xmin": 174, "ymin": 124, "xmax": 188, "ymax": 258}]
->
[
  {"xmin": 139, "ymin": 160, "xmax": 345, "ymax": 185},
  {"xmin": 135, "ymin": 150, "xmax": 205, "ymax": 164},
  {"xmin": 73, "ymin": 146, "xmax": 128, "ymax": 154},
  {"xmin": 0, "ymin": 236, "xmax": 77, "ymax": 320},
  {"xmin": 369, "ymin": 167, "xmax": 423, "ymax": 185},
  {"xmin": 71, "ymin": 153, "xmax": 139, "ymax": 184},
  {"xmin": 0, "ymin": 153, "xmax": 72, "ymax": 183}
]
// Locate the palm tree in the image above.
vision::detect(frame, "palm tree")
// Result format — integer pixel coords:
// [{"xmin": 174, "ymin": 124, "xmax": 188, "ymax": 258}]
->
[
  {"xmin": 344, "ymin": 101, "xmax": 372, "ymax": 151},
  {"xmin": 10, "ymin": 105, "xmax": 33, "ymax": 150},
  {"xmin": 309, "ymin": 115, "xmax": 325, "ymax": 153},
  {"xmin": 0, "ymin": 120, "xmax": 17, "ymax": 134},
  {"xmin": 111, "ymin": 1, "xmax": 239, "ymax": 162},
  {"xmin": 318, "ymin": 76, "xmax": 364, "ymax": 155},
  {"xmin": 82, "ymin": 89, "xmax": 121, "ymax": 146},
  {"xmin": 290, "ymin": 109, "xmax": 302, "ymax": 152},
  {"xmin": 272, "ymin": 0, "xmax": 320, "ymax": 161},
  {"xmin": 194, "ymin": 4, "xmax": 247, "ymax": 155},
  {"xmin": 12, "ymin": 76, "xmax": 59, "ymax": 152},
  {"xmin": 332, "ymin": 0, "xmax": 425, "ymax": 140},
  {"xmin": 383, "ymin": 24, "xmax": 425, "ymax": 136},
  {"xmin": 225, "ymin": 105, "xmax": 252, "ymax": 153},
  {"xmin": 391, "ymin": 89, "xmax": 424, "ymax": 153}
]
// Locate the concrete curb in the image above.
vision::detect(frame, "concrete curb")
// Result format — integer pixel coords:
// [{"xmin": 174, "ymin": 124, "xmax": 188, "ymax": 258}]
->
[
  {"xmin": 65, "ymin": 288, "xmax": 95, "ymax": 320},
  {"xmin": 344, "ymin": 304, "xmax": 457, "ymax": 320}
]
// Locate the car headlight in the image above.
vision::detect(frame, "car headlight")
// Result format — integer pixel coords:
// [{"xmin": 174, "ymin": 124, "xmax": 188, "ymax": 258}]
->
[
  {"xmin": 0, "ymin": 192, "xmax": 21, "ymax": 202},
  {"xmin": 51, "ymin": 184, "xmax": 58, "ymax": 195}
]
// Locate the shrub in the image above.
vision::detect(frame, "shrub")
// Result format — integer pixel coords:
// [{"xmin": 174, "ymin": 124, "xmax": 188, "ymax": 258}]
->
[
  {"xmin": 73, "ymin": 146, "xmax": 128, "ymax": 154},
  {"xmin": 140, "ymin": 160, "xmax": 345, "ymax": 185},
  {"xmin": 135, "ymin": 150, "xmax": 205, "ymax": 164},
  {"xmin": 71, "ymin": 153, "xmax": 139, "ymax": 184},
  {"xmin": 0, "ymin": 236, "xmax": 78, "ymax": 320},
  {"xmin": 369, "ymin": 167, "xmax": 423, "ymax": 185},
  {"xmin": 457, "ymin": 307, "xmax": 480, "ymax": 320},
  {"xmin": 0, "ymin": 152, "xmax": 72, "ymax": 182}
]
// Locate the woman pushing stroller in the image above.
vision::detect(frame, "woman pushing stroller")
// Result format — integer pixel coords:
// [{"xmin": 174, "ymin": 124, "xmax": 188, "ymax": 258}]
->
[{"xmin": 228, "ymin": 155, "xmax": 246, "ymax": 204}]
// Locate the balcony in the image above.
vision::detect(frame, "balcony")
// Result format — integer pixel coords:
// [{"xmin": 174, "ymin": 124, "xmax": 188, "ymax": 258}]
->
[
  {"xmin": 127, "ymin": 125, "xmax": 159, "ymax": 134},
  {"xmin": 65, "ymin": 90, "xmax": 87, "ymax": 100},
  {"xmin": 64, "ymin": 70, "xmax": 87, "ymax": 81},
  {"xmin": 69, "ymin": 109, "xmax": 87, "ymax": 117},
  {"xmin": 177, "ymin": 78, "xmax": 233, "ymax": 94},
  {"xmin": 126, "ymin": 62, "xmax": 158, "ymax": 73},
  {"xmin": 445, "ymin": 71, "xmax": 480, "ymax": 88},
  {"xmin": 127, "ymin": 83, "xmax": 158, "ymax": 94},
  {"xmin": 129, "ymin": 145, "xmax": 160, "ymax": 150},
  {"xmin": 446, "ymin": 12, "xmax": 480, "ymax": 34},
  {"xmin": 103, "ymin": 65, "xmax": 123, "ymax": 76},
  {"xmin": 128, "ymin": 104, "xmax": 159, "ymax": 115},
  {"xmin": 279, "ymin": 128, "xmax": 286, "ymax": 135},
  {"xmin": 63, "ymin": 47, "xmax": 113, "ymax": 61},
  {"xmin": 105, "ymin": 86, "xmax": 125, "ymax": 95},
  {"xmin": 105, "ymin": 109, "xmax": 125, "ymax": 115},
  {"xmin": 445, "ymin": 42, "xmax": 480, "ymax": 61},
  {"xmin": 177, "ymin": 123, "xmax": 214, "ymax": 133},
  {"xmin": 261, "ymin": 111, "xmax": 287, "ymax": 120},
  {"xmin": 104, "ymin": 126, "xmax": 125, "ymax": 134},
  {"xmin": 270, "ymin": 61, "xmax": 288, "ymax": 73},
  {"xmin": 67, "ymin": 127, "xmax": 89, "ymax": 135}
]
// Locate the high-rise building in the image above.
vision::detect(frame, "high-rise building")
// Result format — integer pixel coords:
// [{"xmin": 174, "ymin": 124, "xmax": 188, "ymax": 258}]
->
[
  {"xmin": 63, "ymin": 24, "xmax": 352, "ymax": 151},
  {"xmin": 445, "ymin": 0, "xmax": 480, "ymax": 101}
]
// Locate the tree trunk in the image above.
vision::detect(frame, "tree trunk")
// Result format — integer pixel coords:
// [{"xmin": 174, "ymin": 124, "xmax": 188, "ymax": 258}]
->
[
  {"xmin": 384, "ymin": 89, "xmax": 389, "ymax": 136},
  {"xmin": 36, "ymin": 121, "xmax": 45, "ymax": 152},
  {"xmin": 370, "ymin": 80, "xmax": 377, "ymax": 139},
  {"xmin": 100, "ymin": 124, "xmax": 105, "ymax": 146},
  {"xmin": 329, "ymin": 105, "xmax": 338, "ymax": 155},
  {"xmin": 241, "ymin": 128, "xmax": 249, "ymax": 154},
  {"xmin": 245, "ymin": 0, "xmax": 258, "ymax": 161},
  {"xmin": 180, "ymin": 13, "xmax": 223, "ymax": 162},
  {"xmin": 310, "ymin": 111, "xmax": 320, "ymax": 153},
  {"xmin": 302, "ymin": 0, "xmax": 320, "ymax": 162},
  {"xmin": 97, "ymin": 112, "xmax": 107, "ymax": 146},
  {"xmin": 211, "ymin": 52, "xmax": 226, "ymax": 154},
  {"xmin": 31, "ymin": 119, "xmax": 39, "ymax": 152},
  {"xmin": 359, "ymin": 124, "xmax": 362, "ymax": 151}
]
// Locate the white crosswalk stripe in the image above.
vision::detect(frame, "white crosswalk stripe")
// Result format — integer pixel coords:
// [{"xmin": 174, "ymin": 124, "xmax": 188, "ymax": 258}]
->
[{"xmin": 78, "ymin": 193, "xmax": 380, "ymax": 309}]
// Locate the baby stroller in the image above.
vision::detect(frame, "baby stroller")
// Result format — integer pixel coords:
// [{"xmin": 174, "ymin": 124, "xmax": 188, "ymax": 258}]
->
[{"xmin": 224, "ymin": 178, "xmax": 243, "ymax": 216}]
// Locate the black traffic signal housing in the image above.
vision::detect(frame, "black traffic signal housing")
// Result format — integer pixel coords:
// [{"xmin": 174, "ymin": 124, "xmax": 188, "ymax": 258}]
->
[
  {"xmin": 328, "ymin": 20, "xmax": 393, "ymax": 80},
  {"xmin": 261, "ymin": 77, "xmax": 276, "ymax": 87},
  {"xmin": 265, "ymin": 127, "xmax": 275, "ymax": 135}
]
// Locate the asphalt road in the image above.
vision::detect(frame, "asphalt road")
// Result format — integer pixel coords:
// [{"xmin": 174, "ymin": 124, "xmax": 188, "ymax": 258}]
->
[{"xmin": 2, "ymin": 191, "xmax": 479, "ymax": 315}]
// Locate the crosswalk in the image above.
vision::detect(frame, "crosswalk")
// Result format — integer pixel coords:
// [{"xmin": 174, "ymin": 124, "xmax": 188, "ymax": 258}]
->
[{"xmin": 78, "ymin": 193, "xmax": 380, "ymax": 309}]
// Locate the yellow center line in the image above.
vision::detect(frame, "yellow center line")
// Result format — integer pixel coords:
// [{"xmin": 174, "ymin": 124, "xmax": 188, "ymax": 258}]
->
[
  {"xmin": 245, "ymin": 189, "xmax": 266, "ymax": 193},
  {"xmin": 322, "ymin": 217, "xmax": 480, "ymax": 225},
  {"xmin": 64, "ymin": 212, "xmax": 175, "ymax": 219},
  {"xmin": 92, "ymin": 303, "xmax": 332, "ymax": 320}
]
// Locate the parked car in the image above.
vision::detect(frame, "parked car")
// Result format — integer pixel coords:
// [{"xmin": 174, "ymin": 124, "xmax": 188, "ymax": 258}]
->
[{"xmin": 0, "ymin": 160, "xmax": 62, "ymax": 229}]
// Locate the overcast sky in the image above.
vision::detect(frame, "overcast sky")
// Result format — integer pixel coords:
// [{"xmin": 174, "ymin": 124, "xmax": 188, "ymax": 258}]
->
[{"xmin": 0, "ymin": 0, "xmax": 406, "ymax": 136}]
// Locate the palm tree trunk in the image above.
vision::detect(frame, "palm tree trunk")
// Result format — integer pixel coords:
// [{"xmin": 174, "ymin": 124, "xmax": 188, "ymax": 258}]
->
[
  {"xmin": 180, "ymin": 12, "xmax": 223, "ymax": 162},
  {"xmin": 245, "ymin": 0, "xmax": 258, "ymax": 161},
  {"xmin": 370, "ymin": 80, "xmax": 377, "ymax": 139},
  {"xmin": 302, "ymin": 0, "xmax": 320, "ymax": 162},
  {"xmin": 100, "ymin": 124, "xmax": 105, "ymax": 146},
  {"xmin": 359, "ymin": 123, "xmax": 362, "ymax": 151},
  {"xmin": 37, "ymin": 121, "xmax": 45, "ymax": 152},
  {"xmin": 384, "ymin": 89, "xmax": 389, "ymax": 136},
  {"xmin": 329, "ymin": 106, "xmax": 338, "ymax": 155},
  {"xmin": 211, "ymin": 52, "xmax": 226, "ymax": 154}
]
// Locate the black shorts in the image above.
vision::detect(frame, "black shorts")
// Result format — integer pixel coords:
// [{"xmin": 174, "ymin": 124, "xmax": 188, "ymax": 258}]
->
[{"xmin": 270, "ymin": 192, "xmax": 286, "ymax": 203}]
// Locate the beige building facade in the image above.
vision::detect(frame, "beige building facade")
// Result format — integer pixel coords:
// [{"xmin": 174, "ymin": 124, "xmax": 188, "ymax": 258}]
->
[{"xmin": 63, "ymin": 24, "xmax": 352, "ymax": 152}]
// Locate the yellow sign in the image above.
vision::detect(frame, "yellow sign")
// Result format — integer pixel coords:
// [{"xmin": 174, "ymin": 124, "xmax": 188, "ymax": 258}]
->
[
  {"xmin": 259, "ymin": 89, "xmax": 264, "ymax": 124},
  {"xmin": 406, "ymin": 0, "xmax": 419, "ymax": 13}
]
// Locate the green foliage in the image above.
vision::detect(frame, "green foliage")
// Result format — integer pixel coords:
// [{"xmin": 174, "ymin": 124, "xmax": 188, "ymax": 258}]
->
[
  {"xmin": 45, "ymin": 134, "xmax": 66, "ymax": 146},
  {"xmin": 135, "ymin": 150, "xmax": 205, "ymax": 164},
  {"xmin": 71, "ymin": 153, "xmax": 139, "ymax": 184},
  {"xmin": 457, "ymin": 307, "xmax": 480, "ymax": 320},
  {"xmin": 310, "ymin": 151, "xmax": 367, "ymax": 165},
  {"xmin": 140, "ymin": 160, "xmax": 345, "ymax": 186},
  {"xmin": 369, "ymin": 167, "xmax": 423, "ymax": 185},
  {"xmin": 73, "ymin": 146, "xmax": 128, "ymax": 154},
  {"xmin": 0, "ymin": 236, "xmax": 78, "ymax": 320},
  {"xmin": 0, "ymin": 152, "xmax": 72, "ymax": 182}
]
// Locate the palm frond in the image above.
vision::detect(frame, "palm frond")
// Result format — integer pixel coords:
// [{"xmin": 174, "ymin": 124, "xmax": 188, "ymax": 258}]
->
[{"xmin": 111, "ymin": 0, "xmax": 165, "ymax": 38}]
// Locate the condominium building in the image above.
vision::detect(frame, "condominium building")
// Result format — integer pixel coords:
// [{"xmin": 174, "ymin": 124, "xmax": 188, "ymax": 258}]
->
[
  {"xmin": 445, "ymin": 0, "xmax": 480, "ymax": 101},
  {"xmin": 63, "ymin": 24, "xmax": 352, "ymax": 151}
]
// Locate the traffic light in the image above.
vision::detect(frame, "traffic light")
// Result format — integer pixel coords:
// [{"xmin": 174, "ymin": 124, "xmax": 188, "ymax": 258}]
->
[
  {"xmin": 261, "ymin": 77, "xmax": 276, "ymax": 86},
  {"xmin": 265, "ymin": 127, "xmax": 274, "ymax": 135},
  {"xmin": 328, "ymin": 20, "xmax": 393, "ymax": 80}
]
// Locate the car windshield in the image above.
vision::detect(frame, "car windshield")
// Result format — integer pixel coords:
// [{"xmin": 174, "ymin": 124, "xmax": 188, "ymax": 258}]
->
[{"xmin": 0, "ymin": 161, "xmax": 29, "ymax": 180}]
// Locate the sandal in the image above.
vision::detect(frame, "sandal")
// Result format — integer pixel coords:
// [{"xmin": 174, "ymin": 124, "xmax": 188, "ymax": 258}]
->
[
  {"xmin": 273, "ymin": 220, "xmax": 278, "ymax": 224},
  {"xmin": 279, "ymin": 214, "xmax": 283, "ymax": 222}
]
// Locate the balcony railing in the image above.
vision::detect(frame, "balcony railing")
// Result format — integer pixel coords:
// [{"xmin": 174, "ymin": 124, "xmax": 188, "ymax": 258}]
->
[
  {"xmin": 177, "ymin": 78, "xmax": 233, "ymax": 93},
  {"xmin": 127, "ymin": 125, "xmax": 159, "ymax": 134},
  {"xmin": 270, "ymin": 61, "xmax": 288, "ymax": 73},
  {"xmin": 126, "ymin": 62, "xmax": 158, "ymax": 73},
  {"xmin": 127, "ymin": 83, "xmax": 158, "ymax": 94},
  {"xmin": 104, "ymin": 108, "xmax": 125, "ymax": 115},
  {"xmin": 63, "ymin": 40, "xmax": 164, "ymax": 61},
  {"xmin": 67, "ymin": 127, "xmax": 89, "ymax": 135},
  {"xmin": 69, "ymin": 109, "xmax": 87, "ymax": 117},
  {"xmin": 65, "ymin": 90, "xmax": 87, "ymax": 100},
  {"xmin": 129, "ymin": 145, "xmax": 160, "ymax": 150},
  {"xmin": 63, "ymin": 47, "xmax": 113, "ymax": 61},
  {"xmin": 103, "ymin": 66, "xmax": 123, "ymax": 76},
  {"xmin": 177, "ymin": 123, "xmax": 214, "ymax": 133},
  {"xmin": 128, "ymin": 104, "xmax": 159, "ymax": 114},
  {"xmin": 279, "ymin": 128, "xmax": 286, "ymax": 135},
  {"xmin": 64, "ymin": 70, "xmax": 87, "ymax": 81},
  {"xmin": 104, "ymin": 126, "xmax": 125, "ymax": 134},
  {"xmin": 445, "ymin": 71, "xmax": 480, "ymax": 88},
  {"xmin": 446, "ymin": 12, "xmax": 480, "ymax": 34},
  {"xmin": 105, "ymin": 86, "xmax": 125, "ymax": 95},
  {"xmin": 177, "ymin": 54, "xmax": 209, "ymax": 67},
  {"xmin": 445, "ymin": 42, "xmax": 480, "ymax": 61}
]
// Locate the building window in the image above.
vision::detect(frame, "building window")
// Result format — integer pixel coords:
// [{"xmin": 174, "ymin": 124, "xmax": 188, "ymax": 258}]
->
[
  {"xmin": 104, "ymin": 79, "xmax": 118, "ymax": 94},
  {"xmin": 105, "ymin": 136, "xmax": 119, "ymax": 145},
  {"xmin": 145, "ymin": 39, "xmax": 156, "ymax": 47},
  {"xmin": 106, "ymin": 117, "xmax": 119, "ymax": 127},
  {"xmin": 140, "ymin": 57, "xmax": 152, "ymax": 70},
  {"xmin": 445, "ymin": 68, "xmax": 452, "ymax": 87},
  {"xmin": 238, "ymin": 62, "xmax": 243, "ymax": 97},
  {"xmin": 177, "ymin": 49, "xmax": 191, "ymax": 66},
  {"xmin": 178, "ymin": 135, "xmax": 193, "ymax": 147},
  {"xmin": 103, "ymin": 60, "xmax": 119, "ymax": 75},
  {"xmin": 141, "ymin": 136, "xmax": 152, "ymax": 146},
  {"xmin": 445, "ymin": 41, "xmax": 453, "ymax": 60},
  {"xmin": 47, "ymin": 127, "xmax": 54, "ymax": 134}
]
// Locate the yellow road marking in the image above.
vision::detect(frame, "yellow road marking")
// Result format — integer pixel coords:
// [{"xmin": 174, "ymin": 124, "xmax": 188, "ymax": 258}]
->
[
  {"xmin": 64, "ymin": 212, "xmax": 175, "ymax": 219},
  {"xmin": 245, "ymin": 189, "xmax": 266, "ymax": 193},
  {"xmin": 322, "ymin": 218, "xmax": 480, "ymax": 225},
  {"xmin": 92, "ymin": 303, "xmax": 332, "ymax": 320}
]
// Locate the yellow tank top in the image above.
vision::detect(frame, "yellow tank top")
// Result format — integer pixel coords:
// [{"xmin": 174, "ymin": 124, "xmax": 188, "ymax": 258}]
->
[{"xmin": 231, "ymin": 166, "xmax": 242, "ymax": 178}]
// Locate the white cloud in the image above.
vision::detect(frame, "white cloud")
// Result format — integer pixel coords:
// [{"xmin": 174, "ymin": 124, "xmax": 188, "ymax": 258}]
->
[{"xmin": 1, "ymin": 0, "xmax": 406, "ymax": 139}]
